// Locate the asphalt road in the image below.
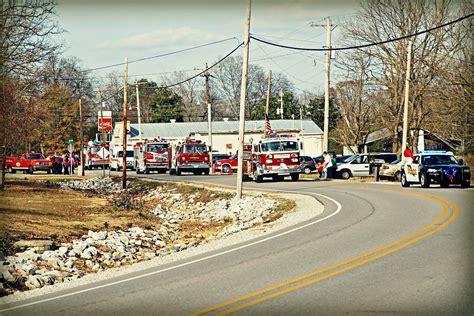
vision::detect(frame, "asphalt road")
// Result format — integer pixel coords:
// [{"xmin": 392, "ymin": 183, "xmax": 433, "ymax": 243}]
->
[{"xmin": 1, "ymin": 172, "xmax": 473, "ymax": 315}]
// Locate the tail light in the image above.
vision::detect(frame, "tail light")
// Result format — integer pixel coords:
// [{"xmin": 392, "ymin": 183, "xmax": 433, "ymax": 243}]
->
[
  {"xmin": 290, "ymin": 153, "xmax": 298, "ymax": 158},
  {"xmin": 382, "ymin": 166, "xmax": 389, "ymax": 170},
  {"xmin": 267, "ymin": 154, "xmax": 273, "ymax": 159}
]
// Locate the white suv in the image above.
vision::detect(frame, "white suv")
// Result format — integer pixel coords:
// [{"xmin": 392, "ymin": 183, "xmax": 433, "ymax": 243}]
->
[{"xmin": 336, "ymin": 153, "xmax": 398, "ymax": 179}]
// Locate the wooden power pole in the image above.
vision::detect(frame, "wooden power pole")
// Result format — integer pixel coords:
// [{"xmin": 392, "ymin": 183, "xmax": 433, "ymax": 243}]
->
[
  {"xmin": 202, "ymin": 63, "xmax": 213, "ymax": 170},
  {"xmin": 122, "ymin": 57, "xmax": 128, "ymax": 189},
  {"xmin": 265, "ymin": 70, "xmax": 272, "ymax": 115},
  {"xmin": 236, "ymin": 0, "xmax": 252, "ymax": 199},
  {"xmin": 401, "ymin": 40, "xmax": 413, "ymax": 154},
  {"xmin": 79, "ymin": 97, "xmax": 84, "ymax": 176}
]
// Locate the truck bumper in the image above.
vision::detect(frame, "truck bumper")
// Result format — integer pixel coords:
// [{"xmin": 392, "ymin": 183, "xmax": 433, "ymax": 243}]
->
[{"xmin": 178, "ymin": 162, "xmax": 209, "ymax": 171}]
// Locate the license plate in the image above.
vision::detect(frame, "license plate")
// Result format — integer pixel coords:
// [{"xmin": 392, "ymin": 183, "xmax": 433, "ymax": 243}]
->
[{"xmin": 274, "ymin": 154, "xmax": 290, "ymax": 159}]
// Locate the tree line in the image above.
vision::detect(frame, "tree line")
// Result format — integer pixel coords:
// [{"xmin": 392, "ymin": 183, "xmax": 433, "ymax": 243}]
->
[{"xmin": 1, "ymin": 0, "xmax": 472, "ymax": 160}]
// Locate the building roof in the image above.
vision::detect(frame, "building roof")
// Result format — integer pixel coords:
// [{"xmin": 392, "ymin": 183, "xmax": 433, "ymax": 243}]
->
[{"xmin": 129, "ymin": 119, "xmax": 322, "ymax": 139}]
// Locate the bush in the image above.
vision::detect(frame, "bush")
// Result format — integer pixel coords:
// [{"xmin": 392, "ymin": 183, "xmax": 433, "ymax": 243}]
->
[
  {"xmin": 0, "ymin": 232, "xmax": 14, "ymax": 256},
  {"xmin": 110, "ymin": 193, "xmax": 143, "ymax": 211}
]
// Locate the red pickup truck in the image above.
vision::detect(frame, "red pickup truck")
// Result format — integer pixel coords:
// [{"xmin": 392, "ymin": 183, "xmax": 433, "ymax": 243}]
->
[{"xmin": 5, "ymin": 152, "xmax": 52, "ymax": 174}]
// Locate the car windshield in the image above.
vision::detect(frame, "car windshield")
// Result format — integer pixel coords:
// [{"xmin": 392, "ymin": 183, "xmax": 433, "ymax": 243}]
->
[
  {"xmin": 343, "ymin": 155, "xmax": 357, "ymax": 163},
  {"xmin": 118, "ymin": 151, "xmax": 134, "ymax": 158},
  {"xmin": 184, "ymin": 145, "xmax": 208, "ymax": 154},
  {"xmin": 27, "ymin": 154, "xmax": 44, "ymax": 159},
  {"xmin": 422, "ymin": 155, "xmax": 458, "ymax": 165},
  {"xmin": 147, "ymin": 144, "xmax": 168, "ymax": 152},
  {"xmin": 261, "ymin": 141, "xmax": 299, "ymax": 152}
]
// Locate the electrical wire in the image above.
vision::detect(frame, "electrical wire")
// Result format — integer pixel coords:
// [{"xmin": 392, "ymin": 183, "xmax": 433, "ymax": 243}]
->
[
  {"xmin": 140, "ymin": 41, "xmax": 244, "ymax": 90},
  {"xmin": 249, "ymin": 13, "xmax": 474, "ymax": 52},
  {"xmin": 81, "ymin": 37, "xmax": 241, "ymax": 72}
]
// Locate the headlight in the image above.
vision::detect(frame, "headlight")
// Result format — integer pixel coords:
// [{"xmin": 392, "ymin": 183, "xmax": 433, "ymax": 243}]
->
[
  {"xmin": 216, "ymin": 162, "xmax": 222, "ymax": 165},
  {"xmin": 427, "ymin": 168, "xmax": 439, "ymax": 173},
  {"xmin": 291, "ymin": 158, "xmax": 298, "ymax": 162},
  {"xmin": 463, "ymin": 169, "xmax": 470, "ymax": 173},
  {"xmin": 265, "ymin": 159, "xmax": 273, "ymax": 163}
]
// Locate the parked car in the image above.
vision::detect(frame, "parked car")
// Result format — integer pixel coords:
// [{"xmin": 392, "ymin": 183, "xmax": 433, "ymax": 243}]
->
[
  {"xmin": 401, "ymin": 151, "xmax": 470, "ymax": 188},
  {"xmin": 214, "ymin": 155, "xmax": 237, "ymax": 174},
  {"xmin": 336, "ymin": 152, "xmax": 398, "ymax": 179},
  {"xmin": 300, "ymin": 156, "xmax": 317, "ymax": 174},
  {"xmin": 379, "ymin": 158, "xmax": 403, "ymax": 181},
  {"xmin": 212, "ymin": 154, "xmax": 231, "ymax": 165}
]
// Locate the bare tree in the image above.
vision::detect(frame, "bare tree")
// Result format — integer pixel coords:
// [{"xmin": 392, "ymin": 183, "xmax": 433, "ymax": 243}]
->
[
  {"xmin": 340, "ymin": 0, "xmax": 466, "ymax": 152},
  {"xmin": 1, "ymin": 0, "xmax": 62, "ymax": 78}
]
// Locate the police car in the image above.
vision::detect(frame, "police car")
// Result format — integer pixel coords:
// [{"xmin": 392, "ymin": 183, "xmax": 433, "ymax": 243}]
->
[{"xmin": 400, "ymin": 151, "xmax": 470, "ymax": 188}]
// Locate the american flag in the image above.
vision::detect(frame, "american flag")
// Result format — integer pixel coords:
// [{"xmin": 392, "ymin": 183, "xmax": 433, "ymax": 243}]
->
[{"xmin": 264, "ymin": 113, "xmax": 272, "ymax": 137}]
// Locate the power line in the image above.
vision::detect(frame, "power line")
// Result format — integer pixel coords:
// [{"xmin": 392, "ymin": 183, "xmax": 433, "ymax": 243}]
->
[
  {"xmin": 249, "ymin": 13, "xmax": 473, "ymax": 52},
  {"xmin": 141, "ymin": 41, "xmax": 244, "ymax": 90},
  {"xmin": 81, "ymin": 37, "xmax": 241, "ymax": 72}
]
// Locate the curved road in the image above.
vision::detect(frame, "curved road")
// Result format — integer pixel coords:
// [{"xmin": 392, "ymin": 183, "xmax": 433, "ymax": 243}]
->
[{"xmin": 1, "ymin": 174, "xmax": 472, "ymax": 315}]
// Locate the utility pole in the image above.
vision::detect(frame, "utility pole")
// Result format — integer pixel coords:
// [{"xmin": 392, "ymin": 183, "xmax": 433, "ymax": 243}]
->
[
  {"xmin": 236, "ymin": 0, "xmax": 251, "ymax": 199},
  {"xmin": 202, "ymin": 63, "xmax": 213, "ymax": 171},
  {"xmin": 401, "ymin": 40, "xmax": 413, "ymax": 154},
  {"xmin": 99, "ymin": 91, "xmax": 106, "ymax": 176},
  {"xmin": 323, "ymin": 17, "xmax": 332, "ymax": 153},
  {"xmin": 122, "ymin": 57, "xmax": 128, "ymax": 189},
  {"xmin": 79, "ymin": 97, "xmax": 84, "ymax": 176},
  {"xmin": 278, "ymin": 89, "xmax": 284, "ymax": 119},
  {"xmin": 135, "ymin": 81, "xmax": 143, "ymax": 144},
  {"xmin": 311, "ymin": 18, "xmax": 336, "ymax": 152},
  {"xmin": 265, "ymin": 70, "xmax": 272, "ymax": 115}
]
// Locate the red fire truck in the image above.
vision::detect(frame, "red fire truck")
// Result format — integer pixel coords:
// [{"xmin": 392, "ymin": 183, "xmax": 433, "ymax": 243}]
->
[
  {"xmin": 170, "ymin": 138, "xmax": 210, "ymax": 175},
  {"xmin": 134, "ymin": 140, "xmax": 171, "ymax": 174},
  {"xmin": 5, "ymin": 152, "xmax": 52, "ymax": 174},
  {"xmin": 85, "ymin": 144, "xmax": 109, "ymax": 169},
  {"xmin": 243, "ymin": 134, "xmax": 301, "ymax": 182}
]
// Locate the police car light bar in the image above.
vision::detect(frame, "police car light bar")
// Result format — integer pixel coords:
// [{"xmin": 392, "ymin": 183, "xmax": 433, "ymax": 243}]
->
[{"xmin": 418, "ymin": 150, "xmax": 447, "ymax": 154}]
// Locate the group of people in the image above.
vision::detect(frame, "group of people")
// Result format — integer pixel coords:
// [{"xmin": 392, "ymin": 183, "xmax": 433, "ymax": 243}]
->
[
  {"xmin": 317, "ymin": 151, "xmax": 337, "ymax": 180},
  {"xmin": 49, "ymin": 153, "xmax": 79, "ymax": 175}
]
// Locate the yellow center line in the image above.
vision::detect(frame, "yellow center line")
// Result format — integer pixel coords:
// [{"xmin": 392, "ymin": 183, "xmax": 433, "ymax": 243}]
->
[{"xmin": 191, "ymin": 190, "xmax": 459, "ymax": 316}]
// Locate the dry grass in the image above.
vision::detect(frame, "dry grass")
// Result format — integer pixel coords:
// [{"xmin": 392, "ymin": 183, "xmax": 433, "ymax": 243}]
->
[{"xmin": 0, "ymin": 180, "xmax": 162, "ymax": 244}]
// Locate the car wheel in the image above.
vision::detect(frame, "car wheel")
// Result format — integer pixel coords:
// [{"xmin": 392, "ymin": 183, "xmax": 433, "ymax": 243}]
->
[
  {"xmin": 7, "ymin": 166, "xmax": 16, "ymax": 174},
  {"xmin": 394, "ymin": 171, "xmax": 401, "ymax": 182},
  {"xmin": 28, "ymin": 165, "xmax": 34, "ymax": 174},
  {"xmin": 341, "ymin": 170, "xmax": 351, "ymax": 180},
  {"xmin": 461, "ymin": 182, "xmax": 470, "ymax": 188},
  {"xmin": 440, "ymin": 181, "xmax": 449, "ymax": 188},
  {"xmin": 176, "ymin": 167, "xmax": 181, "ymax": 176},
  {"xmin": 401, "ymin": 172, "xmax": 410, "ymax": 187},
  {"xmin": 253, "ymin": 170, "xmax": 262, "ymax": 183},
  {"xmin": 222, "ymin": 165, "xmax": 231, "ymax": 174},
  {"xmin": 420, "ymin": 172, "xmax": 430, "ymax": 188},
  {"xmin": 304, "ymin": 167, "xmax": 311, "ymax": 174},
  {"xmin": 291, "ymin": 174, "xmax": 299, "ymax": 181},
  {"xmin": 203, "ymin": 169, "xmax": 210, "ymax": 175}
]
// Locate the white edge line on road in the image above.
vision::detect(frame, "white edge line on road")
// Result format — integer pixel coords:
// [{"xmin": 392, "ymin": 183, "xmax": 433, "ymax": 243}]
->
[{"xmin": 0, "ymin": 192, "xmax": 342, "ymax": 313}]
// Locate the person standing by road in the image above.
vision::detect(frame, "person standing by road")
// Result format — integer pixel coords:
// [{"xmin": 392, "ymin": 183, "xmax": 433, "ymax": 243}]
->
[{"xmin": 322, "ymin": 152, "xmax": 333, "ymax": 179}]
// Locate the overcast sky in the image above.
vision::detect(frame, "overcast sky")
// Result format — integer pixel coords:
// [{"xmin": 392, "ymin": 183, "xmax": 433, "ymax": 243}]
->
[{"xmin": 56, "ymin": 0, "xmax": 362, "ymax": 94}]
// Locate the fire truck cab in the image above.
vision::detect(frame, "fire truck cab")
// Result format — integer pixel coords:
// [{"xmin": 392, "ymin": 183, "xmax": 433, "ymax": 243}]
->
[
  {"xmin": 134, "ymin": 140, "xmax": 171, "ymax": 174},
  {"xmin": 170, "ymin": 138, "xmax": 210, "ymax": 175},
  {"xmin": 243, "ymin": 135, "xmax": 301, "ymax": 182}
]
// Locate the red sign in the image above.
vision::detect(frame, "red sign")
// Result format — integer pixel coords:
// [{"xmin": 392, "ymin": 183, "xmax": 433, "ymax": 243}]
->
[{"xmin": 98, "ymin": 118, "xmax": 113, "ymax": 131}]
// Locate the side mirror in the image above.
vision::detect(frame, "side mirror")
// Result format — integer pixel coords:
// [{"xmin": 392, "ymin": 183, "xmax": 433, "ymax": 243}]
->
[{"xmin": 458, "ymin": 159, "xmax": 464, "ymax": 165}]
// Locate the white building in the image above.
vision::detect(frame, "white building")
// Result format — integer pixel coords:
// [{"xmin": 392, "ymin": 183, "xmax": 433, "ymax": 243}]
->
[{"xmin": 112, "ymin": 119, "xmax": 323, "ymax": 157}]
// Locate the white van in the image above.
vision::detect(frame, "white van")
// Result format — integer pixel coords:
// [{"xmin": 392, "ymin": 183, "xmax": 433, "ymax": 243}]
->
[
  {"xmin": 109, "ymin": 145, "xmax": 135, "ymax": 171},
  {"xmin": 336, "ymin": 153, "xmax": 398, "ymax": 179}
]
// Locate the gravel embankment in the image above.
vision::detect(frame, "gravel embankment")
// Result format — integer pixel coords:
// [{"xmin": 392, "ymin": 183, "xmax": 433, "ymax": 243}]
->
[{"xmin": 0, "ymin": 178, "xmax": 323, "ymax": 303}]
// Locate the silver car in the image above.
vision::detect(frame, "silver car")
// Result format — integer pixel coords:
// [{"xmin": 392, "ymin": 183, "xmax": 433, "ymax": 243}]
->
[{"xmin": 336, "ymin": 153, "xmax": 398, "ymax": 179}]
